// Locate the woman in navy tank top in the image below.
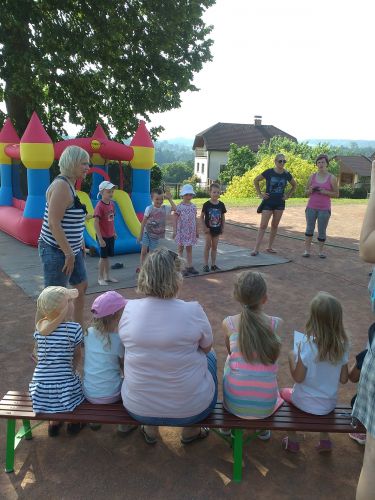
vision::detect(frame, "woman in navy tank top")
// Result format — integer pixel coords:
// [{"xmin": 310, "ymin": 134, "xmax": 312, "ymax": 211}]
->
[{"xmin": 39, "ymin": 146, "xmax": 90, "ymax": 327}]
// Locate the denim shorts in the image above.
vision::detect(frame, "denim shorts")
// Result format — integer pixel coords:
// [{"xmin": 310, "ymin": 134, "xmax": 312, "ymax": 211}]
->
[
  {"xmin": 126, "ymin": 350, "xmax": 218, "ymax": 426},
  {"xmin": 141, "ymin": 232, "xmax": 160, "ymax": 251},
  {"xmin": 38, "ymin": 240, "xmax": 88, "ymax": 287}
]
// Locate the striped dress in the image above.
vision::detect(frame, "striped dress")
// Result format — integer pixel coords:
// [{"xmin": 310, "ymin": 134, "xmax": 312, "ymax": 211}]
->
[
  {"xmin": 39, "ymin": 176, "xmax": 86, "ymax": 255},
  {"xmin": 29, "ymin": 322, "xmax": 85, "ymax": 413},
  {"xmin": 223, "ymin": 315, "xmax": 283, "ymax": 419}
]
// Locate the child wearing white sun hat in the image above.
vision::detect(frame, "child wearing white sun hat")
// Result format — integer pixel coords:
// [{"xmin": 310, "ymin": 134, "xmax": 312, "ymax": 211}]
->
[{"xmin": 29, "ymin": 286, "xmax": 85, "ymax": 436}]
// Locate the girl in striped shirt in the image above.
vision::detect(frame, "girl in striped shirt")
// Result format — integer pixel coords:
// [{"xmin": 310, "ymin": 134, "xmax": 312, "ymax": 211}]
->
[
  {"xmin": 29, "ymin": 286, "xmax": 85, "ymax": 437},
  {"xmin": 222, "ymin": 271, "xmax": 283, "ymax": 439}
]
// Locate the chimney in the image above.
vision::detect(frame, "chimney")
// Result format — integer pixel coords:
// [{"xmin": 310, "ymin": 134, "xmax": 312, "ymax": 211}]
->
[{"xmin": 254, "ymin": 115, "xmax": 262, "ymax": 126}]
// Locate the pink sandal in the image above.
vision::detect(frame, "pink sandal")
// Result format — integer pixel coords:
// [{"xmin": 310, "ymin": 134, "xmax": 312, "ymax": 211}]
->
[{"xmin": 282, "ymin": 437, "xmax": 300, "ymax": 453}]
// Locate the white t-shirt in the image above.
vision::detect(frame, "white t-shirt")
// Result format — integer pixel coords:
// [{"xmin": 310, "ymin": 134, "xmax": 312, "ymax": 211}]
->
[
  {"xmin": 119, "ymin": 297, "xmax": 215, "ymax": 418},
  {"xmin": 291, "ymin": 338, "xmax": 349, "ymax": 415},
  {"xmin": 144, "ymin": 204, "xmax": 171, "ymax": 239},
  {"xmin": 83, "ymin": 327, "xmax": 125, "ymax": 399}
]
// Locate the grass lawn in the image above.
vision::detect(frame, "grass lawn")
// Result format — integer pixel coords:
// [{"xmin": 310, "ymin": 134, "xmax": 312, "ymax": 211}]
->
[{"xmin": 170, "ymin": 197, "xmax": 368, "ymax": 208}]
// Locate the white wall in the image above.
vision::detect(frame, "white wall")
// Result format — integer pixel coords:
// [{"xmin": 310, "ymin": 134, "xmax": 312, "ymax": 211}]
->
[
  {"xmin": 208, "ymin": 151, "xmax": 228, "ymax": 181},
  {"xmin": 194, "ymin": 155, "xmax": 208, "ymax": 184}
]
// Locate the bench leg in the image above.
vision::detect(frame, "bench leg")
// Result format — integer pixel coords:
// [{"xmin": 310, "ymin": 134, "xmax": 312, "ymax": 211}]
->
[
  {"xmin": 5, "ymin": 419, "xmax": 16, "ymax": 473},
  {"xmin": 232, "ymin": 429, "xmax": 243, "ymax": 483}
]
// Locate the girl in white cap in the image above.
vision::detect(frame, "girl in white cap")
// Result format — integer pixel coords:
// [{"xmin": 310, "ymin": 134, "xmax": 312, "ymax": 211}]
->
[
  {"xmin": 173, "ymin": 184, "xmax": 199, "ymax": 276},
  {"xmin": 29, "ymin": 286, "xmax": 85, "ymax": 437}
]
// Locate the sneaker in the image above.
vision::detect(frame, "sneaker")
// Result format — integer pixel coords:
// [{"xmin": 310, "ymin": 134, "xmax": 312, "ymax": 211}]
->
[
  {"xmin": 106, "ymin": 276, "xmax": 119, "ymax": 283},
  {"xmin": 67, "ymin": 423, "xmax": 86, "ymax": 435},
  {"xmin": 302, "ymin": 251, "xmax": 310, "ymax": 258},
  {"xmin": 98, "ymin": 279, "xmax": 108, "ymax": 286},
  {"xmin": 140, "ymin": 425, "xmax": 157, "ymax": 445},
  {"xmin": 187, "ymin": 267, "xmax": 199, "ymax": 275},
  {"xmin": 349, "ymin": 432, "xmax": 366, "ymax": 445},
  {"xmin": 89, "ymin": 423, "xmax": 102, "ymax": 431},
  {"xmin": 117, "ymin": 424, "xmax": 138, "ymax": 437},
  {"xmin": 211, "ymin": 265, "xmax": 221, "ymax": 271},
  {"xmin": 203, "ymin": 265, "xmax": 210, "ymax": 273},
  {"xmin": 319, "ymin": 253, "xmax": 327, "ymax": 259},
  {"xmin": 257, "ymin": 430, "xmax": 271, "ymax": 441}
]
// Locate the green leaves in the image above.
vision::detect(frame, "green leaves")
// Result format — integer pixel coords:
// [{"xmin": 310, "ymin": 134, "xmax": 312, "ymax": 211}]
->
[
  {"xmin": 219, "ymin": 143, "xmax": 257, "ymax": 184},
  {"xmin": 0, "ymin": 1, "xmax": 215, "ymax": 140}
]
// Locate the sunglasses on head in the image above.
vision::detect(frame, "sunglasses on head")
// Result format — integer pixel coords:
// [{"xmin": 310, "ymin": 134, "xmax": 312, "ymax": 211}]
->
[{"xmin": 277, "ymin": 160, "xmax": 287, "ymax": 164}]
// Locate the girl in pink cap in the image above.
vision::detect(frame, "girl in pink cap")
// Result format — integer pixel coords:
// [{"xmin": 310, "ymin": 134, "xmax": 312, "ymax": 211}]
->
[{"xmin": 83, "ymin": 291, "xmax": 137, "ymax": 436}]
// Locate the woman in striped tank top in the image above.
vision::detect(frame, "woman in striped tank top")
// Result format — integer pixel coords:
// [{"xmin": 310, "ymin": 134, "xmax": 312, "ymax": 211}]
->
[
  {"xmin": 39, "ymin": 146, "xmax": 90, "ymax": 327},
  {"xmin": 223, "ymin": 271, "xmax": 283, "ymax": 440}
]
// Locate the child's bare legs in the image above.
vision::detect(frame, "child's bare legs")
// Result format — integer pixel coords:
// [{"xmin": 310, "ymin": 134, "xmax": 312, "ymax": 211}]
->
[
  {"xmin": 185, "ymin": 246, "xmax": 193, "ymax": 267},
  {"xmin": 178, "ymin": 244, "xmax": 184, "ymax": 258},
  {"xmin": 98, "ymin": 257, "xmax": 108, "ymax": 280},
  {"xmin": 267, "ymin": 210, "xmax": 283, "ymax": 251},
  {"xmin": 204, "ymin": 234, "xmax": 211, "ymax": 266},
  {"xmin": 210, "ymin": 235, "xmax": 219, "ymax": 266},
  {"xmin": 253, "ymin": 211, "xmax": 272, "ymax": 253}
]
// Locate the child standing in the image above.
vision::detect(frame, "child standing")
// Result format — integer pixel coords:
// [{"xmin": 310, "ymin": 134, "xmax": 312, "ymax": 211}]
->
[
  {"xmin": 173, "ymin": 184, "xmax": 199, "ymax": 276},
  {"xmin": 94, "ymin": 180, "xmax": 118, "ymax": 286},
  {"xmin": 281, "ymin": 292, "xmax": 349, "ymax": 453},
  {"xmin": 29, "ymin": 286, "xmax": 85, "ymax": 436},
  {"xmin": 222, "ymin": 271, "xmax": 283, "ymax": 440},
  {"xmin": 137, "ymin": 188, "xmax": 176, "ymax": 270},
  {"xmin": 83, "ymin": 291, "xmax": 136, "ymax": 435},
  {"xmin": 201, "ymin": 183, "xmax": 227, "ymax": 272}
]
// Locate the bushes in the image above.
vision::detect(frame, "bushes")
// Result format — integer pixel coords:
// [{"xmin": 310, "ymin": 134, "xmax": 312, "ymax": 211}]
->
[
  {"xmin": 339, "ymin": 185, "xmax": 368, "ymax": 199},
  {"xmin": 226, "ymin": 152, "xmax": 316, "ymax": 198}
]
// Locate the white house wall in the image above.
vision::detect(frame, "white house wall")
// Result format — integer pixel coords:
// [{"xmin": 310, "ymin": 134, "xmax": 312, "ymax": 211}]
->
[
  {"xmin": 195, "ymin": 157, "xmax": 208, "ymax": 183},
  {"xmin": 208, "ymin": 151, "xmax": 228, "ymax": 181}
]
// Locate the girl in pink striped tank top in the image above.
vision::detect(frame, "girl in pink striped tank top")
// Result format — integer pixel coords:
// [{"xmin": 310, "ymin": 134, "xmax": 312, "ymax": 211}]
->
[
  {"xmin": 223, "ymin": 271, "xmax": 283, "ymax": 437},
  {"xmin": 303, "ymin": 154, "xmax": 339, "ymax": 258}
]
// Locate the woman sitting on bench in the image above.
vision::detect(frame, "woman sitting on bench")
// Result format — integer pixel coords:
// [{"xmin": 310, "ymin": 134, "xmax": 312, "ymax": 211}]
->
[{"xmin": 118, "ymin": 247, "xmax": 218, "ymax": 444}]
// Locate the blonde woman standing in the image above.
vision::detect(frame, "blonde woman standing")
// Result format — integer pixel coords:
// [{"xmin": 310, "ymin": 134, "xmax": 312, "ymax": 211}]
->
[{"xmin": 38, "ymin": 146, "xmax": 90, "ymax": 327}]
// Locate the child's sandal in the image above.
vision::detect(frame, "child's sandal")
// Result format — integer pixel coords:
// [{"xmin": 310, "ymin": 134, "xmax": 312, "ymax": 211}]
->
[
  {"xmin": 316, "ymin": 439, "xmax": 332, "ymax": 453},
  {"xmin": 282, "ymin": 436, "xmax": 300, "ymax": 453}
]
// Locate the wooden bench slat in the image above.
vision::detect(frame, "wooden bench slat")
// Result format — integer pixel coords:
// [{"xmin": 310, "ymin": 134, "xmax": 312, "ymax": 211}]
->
[{"xmin": 0, "ymin": 391, "xmax": 363, "ymax": 433}]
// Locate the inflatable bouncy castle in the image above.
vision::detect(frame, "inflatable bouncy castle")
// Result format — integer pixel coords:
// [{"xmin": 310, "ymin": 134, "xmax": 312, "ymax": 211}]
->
[{"xmin": 0, "ymin": 112, "xmax": 155, "ymax": 254}]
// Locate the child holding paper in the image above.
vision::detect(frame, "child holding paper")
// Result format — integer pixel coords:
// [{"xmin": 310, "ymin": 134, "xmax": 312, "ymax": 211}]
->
[{"xmin": 281, "ymin": 292, "xmax": 349, "ymax": 453}]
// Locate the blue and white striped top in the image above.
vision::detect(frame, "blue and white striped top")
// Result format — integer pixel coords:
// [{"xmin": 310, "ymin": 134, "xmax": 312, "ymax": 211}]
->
[
  {"xmin": 29, "ymin": 321, "xmax": 85, "ymax": 413},
  {"xmin": 39, "ymin": 176, "xmax": 86, "ymax": 255}
]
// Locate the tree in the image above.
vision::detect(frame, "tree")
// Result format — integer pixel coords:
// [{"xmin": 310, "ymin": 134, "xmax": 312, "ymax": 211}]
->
[
  {"xmin": 150, "ymin": 164, "xmax": 163, "ymax": 190},
  {"xmin": 161, "ymin": 161, "xmax": 194, "ymax": 183},
  {"xmin": 219, "ymin": 144, "xmax": 256, "ymax": 184},
  {"xmin": 226, "ymin": 153, "xmax": 316, "ymax": 198},
  {"xmin": 0, "ymin": 1, "xmax": 215, "ymax": 140}
]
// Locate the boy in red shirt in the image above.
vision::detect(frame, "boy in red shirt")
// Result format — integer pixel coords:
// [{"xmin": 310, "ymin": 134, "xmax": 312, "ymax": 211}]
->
[{"xmin": 94, "ymin": 181, "xmax": 118, "ymax": 285}]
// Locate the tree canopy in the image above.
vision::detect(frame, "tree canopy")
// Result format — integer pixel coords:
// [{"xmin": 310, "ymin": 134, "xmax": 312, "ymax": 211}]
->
[
  {"xmin": 0, "ymin": 1, "xmax": 215, "ymax": 140},
  {"xmin": 219, "ymin": 143, "xmax": 256, "ymax": 184},
  {"xmin": 161, "ymin": 160, "xmax": 194, "ymax": 183}
]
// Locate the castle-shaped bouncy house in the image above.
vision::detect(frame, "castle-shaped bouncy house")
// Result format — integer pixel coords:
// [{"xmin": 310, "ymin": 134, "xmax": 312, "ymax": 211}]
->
[{"xmin": 0, "ymin": 112, "xmax": 155, "ymax": 254}]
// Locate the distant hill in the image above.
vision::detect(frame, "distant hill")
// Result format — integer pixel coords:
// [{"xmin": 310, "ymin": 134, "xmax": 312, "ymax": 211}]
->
[
  {"xmin": 154, "ymin": 139, "xmax": 194, "ymax": 165},
  {"xmin": 307, "ymin": 139, "xmax": 375, "ymax": 148}
]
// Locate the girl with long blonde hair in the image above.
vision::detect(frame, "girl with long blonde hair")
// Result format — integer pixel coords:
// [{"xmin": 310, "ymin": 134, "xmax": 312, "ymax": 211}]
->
[
  {"xmin": 222, "ymin": 271, "xmax": 283, "ymax": 440},
  {"xmin": 281, "ymin": 292, "xmax": 349, "ymax": 453}
]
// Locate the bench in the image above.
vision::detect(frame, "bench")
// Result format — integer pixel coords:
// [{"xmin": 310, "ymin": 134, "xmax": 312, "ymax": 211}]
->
[{"xmin": 0, "ymin": 391, "xmax": 364, "ymax": 483}]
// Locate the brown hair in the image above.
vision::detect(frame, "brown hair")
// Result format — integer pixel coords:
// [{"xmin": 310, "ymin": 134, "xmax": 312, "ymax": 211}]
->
[
  {"xmin": 137, "ymin": 247, "xmax": 184, "ymax": 299},
  {"xmin": 210, "ymin": 183, "xmax": 221, "ymax": 192},
  {"xmin": 233, "ymin": 271, "xmax": 281, "ymax": 365},
  {"xmin": 151, "ymin": 188, "xmax": 163, "ymax": 196},
  {"xmin": 305, "ymin": 292, "xmax": 349, "ymax": 363},
  {"xmin": 315, "ymin": 154, "xmax": 330, "ymax": 165}
]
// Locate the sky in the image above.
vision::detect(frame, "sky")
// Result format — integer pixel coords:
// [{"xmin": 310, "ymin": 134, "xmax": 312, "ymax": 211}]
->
[{"xmin": 148, "ymin": 0, "xmax": 375, "ymax": 142}]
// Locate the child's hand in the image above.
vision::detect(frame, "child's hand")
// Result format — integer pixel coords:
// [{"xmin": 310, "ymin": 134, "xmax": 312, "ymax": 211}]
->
[
  {"xmin": 204, "ymin": 227, "xmax": 210, "ymax": 234},
  {"xmin": 85, "ymin": 214, "xmax": 93, "ymax": 221},
  {"xmin": 164, "ymin": 190, "xmax": 172, "ymax": 200},
  {"xmin": 99, "ymin": 239, "xmax": 106, "ymax": 248}
]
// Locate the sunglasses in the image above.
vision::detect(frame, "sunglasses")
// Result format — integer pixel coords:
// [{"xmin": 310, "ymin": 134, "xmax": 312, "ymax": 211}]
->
[{"xmin": 277, "ymin": 160, "xmax": 287, "ymax": 164}]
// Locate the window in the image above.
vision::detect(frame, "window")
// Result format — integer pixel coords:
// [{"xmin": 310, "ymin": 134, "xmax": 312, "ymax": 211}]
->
[
  {"xmin": 196, "ymin": 162, "xmax": 200, "ymax": 172},
  {"xmin": 201, "ymin": 163, "xmax": 205, "ymax": 174}
]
